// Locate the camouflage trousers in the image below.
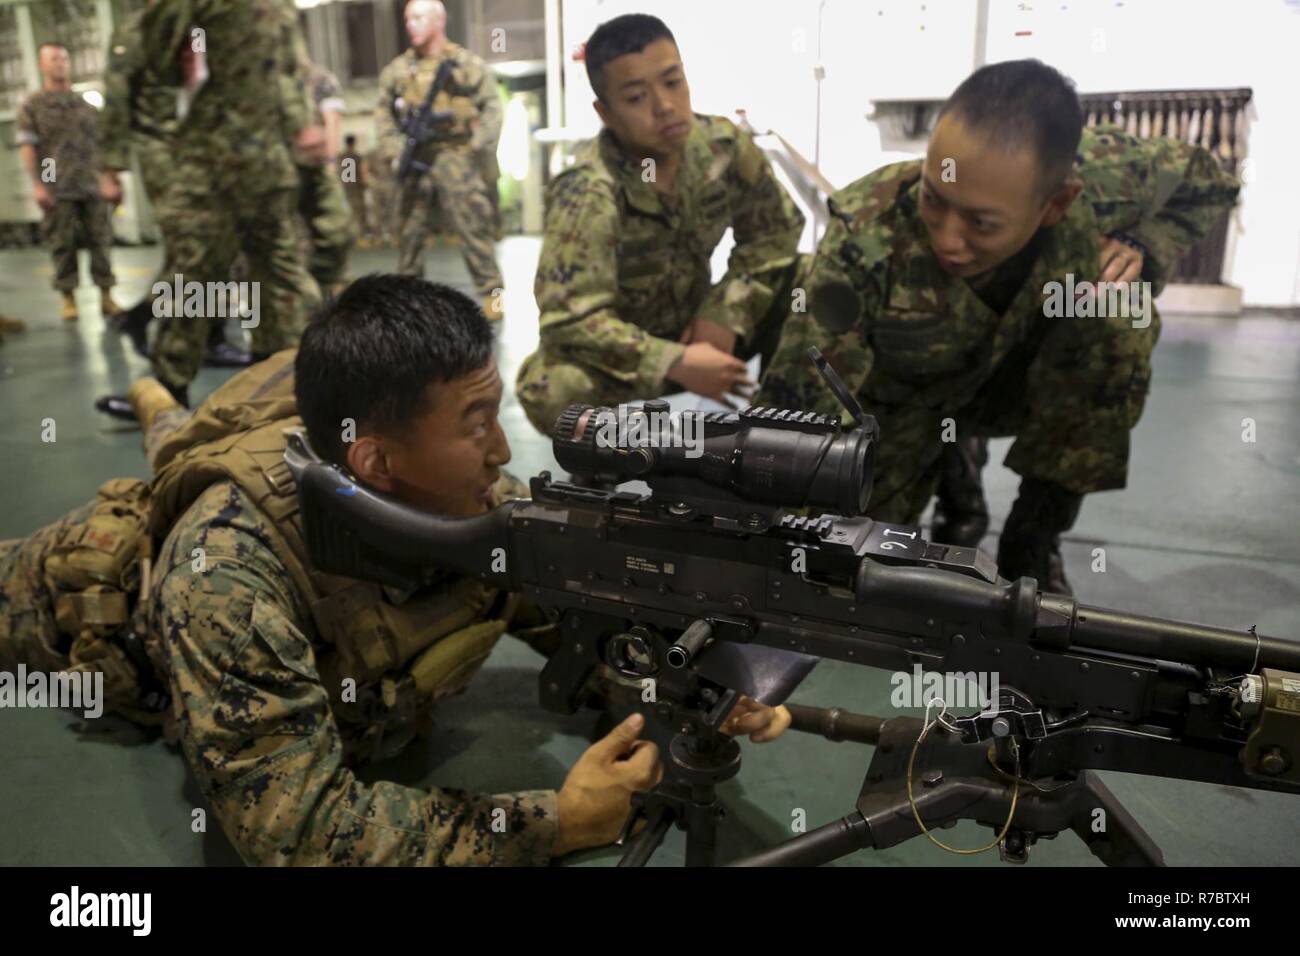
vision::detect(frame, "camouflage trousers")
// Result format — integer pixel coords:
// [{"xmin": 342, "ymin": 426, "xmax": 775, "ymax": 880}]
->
[
  {"xmin": 42, "ymin": 198, "xmax": 115, "ymax": 293},
  {"xmin": 151, "ymin": 171, "xmax": 317, "ymax": 391},
  {"xmin": 397, "ymin": 146, "xmax": 502, "ymax": 294},
  {"xmin": 138, "ymin": 138, "xmax": 213, "ymax": 332},
  {"xmin": 862, "ymin": 309, "xmax": 1161, "ymax": 525},
  {"xmin": 344, "ymin": 184, "xmax": 370, "ymax": 239},
  {"xmin": 298, "ymin": 161, "xmax": 356, "ymax": 292},
  {"xmin": 516, "ymin": 259, "xmax": 804, "ymax": 436}
]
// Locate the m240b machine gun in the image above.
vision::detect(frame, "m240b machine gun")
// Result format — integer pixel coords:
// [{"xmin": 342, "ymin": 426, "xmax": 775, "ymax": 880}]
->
[{"xmin": 285, "ymin": 352, "xmax": 1300, "ymax": 867}]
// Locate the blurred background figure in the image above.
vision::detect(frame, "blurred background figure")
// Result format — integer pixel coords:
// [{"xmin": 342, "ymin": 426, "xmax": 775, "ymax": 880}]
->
[
  {"xmin": 101, "ymin": 2, "xmax": 251, "ymax": 368},
  {"xmin": 376, "ymin": 0, "xmax": 505, "ymax": 319},
  {"xmin": 93, "ymin": 0, "xmax": 325, "ymax": 419},
  {"xmin": 17, "ymin": 41, "xmax": 120, "ymax": 323},
  {"xmin": 341, "ymin": 133, "xmax": 373, "ymax": 247},
  {"xmin": 297, "ymin": 59, "xmax": 356, "ymax": 296}
]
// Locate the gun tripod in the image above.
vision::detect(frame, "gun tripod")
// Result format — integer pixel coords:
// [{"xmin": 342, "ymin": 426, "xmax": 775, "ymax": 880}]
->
[
  {"xmin": 616, "ymin": 716, "xmax": 744, "ymax": 867},
  {"xmin": 617, "ymin": 703, "xmax": 1164, "ymax": 867}
]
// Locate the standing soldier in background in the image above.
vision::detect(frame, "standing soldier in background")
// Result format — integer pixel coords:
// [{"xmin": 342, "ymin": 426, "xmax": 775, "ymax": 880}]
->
[
  {"xmin": 341, "ymin": 133, "xmax": 373, "ymax": 246},
  {"xmin": 101, "ymin": 3, "xmax": 253, "ymax": 368},
  {"xmin": 515, "ymin": 15, "xmax": 806, "ymax": 436},
  {"xmin": 367, "ymin": 141, "xmax": 398, "ymax": 247},
  {"xmin": 296, "ymin": 60, "xmax": 355, "ymax": 295},
  {"xmin": 756, "ymin": 60, "xmax": 1240, "ymax": 594},
  {"xmin": 376, "ymin": 0, "xmax": 504, "ymax": 319},
  {"xmin": 17, "ymin": 42, "xmax": 122, "ymax": 323},
  {"xmin": 94, "ymin": 0, "xmax": 325, "ymax": 419}
]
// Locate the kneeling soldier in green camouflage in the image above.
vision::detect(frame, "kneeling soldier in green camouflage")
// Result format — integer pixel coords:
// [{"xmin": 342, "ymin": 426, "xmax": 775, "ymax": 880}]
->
[
  {"xmin": 756, "ymin": 60, "xmax": 1239, "ymax": 594},
  {"xmin": 516, "ymin": 13, "xmax": 808, "ymax": 436},
  {"xmin": 0, "ymin": 276, "xmax": 790, "ymax": 865}
]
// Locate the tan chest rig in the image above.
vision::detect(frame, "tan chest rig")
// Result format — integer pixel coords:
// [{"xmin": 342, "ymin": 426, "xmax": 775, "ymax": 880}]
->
[
  {"xmin": 396, "ymin": 44, "xmax": 478, "ymax": 146},
  {"xmin": 133, "ymin": 353, "xmax": 519, "ymax": 761}
]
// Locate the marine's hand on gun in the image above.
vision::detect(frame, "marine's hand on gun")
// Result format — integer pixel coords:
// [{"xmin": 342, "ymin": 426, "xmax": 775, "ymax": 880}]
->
[{"xmin": 553, "ymin": 712, "xmax": 664, "ymax": 857}]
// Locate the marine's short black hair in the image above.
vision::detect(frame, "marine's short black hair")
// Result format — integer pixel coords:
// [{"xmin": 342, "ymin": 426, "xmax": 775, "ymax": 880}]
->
[
  {"xmin": 585, "ymin": 13, "xmax": 676, "ymax": 100},
  {"xmin": 938, "ymin": 59, "xmax": 1084, "ymax": 197},
  {"xmin": 344, "ymin": 133, "xmax": 357, "ymax": 146},
  {"xmin": 295, "ymin": 274, "xmax": 493, "ymax": 467}
]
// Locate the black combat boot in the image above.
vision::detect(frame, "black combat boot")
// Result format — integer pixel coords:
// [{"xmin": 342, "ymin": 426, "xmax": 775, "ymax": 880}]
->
[
  {"xmin": 996, "ymin": 477, "xmax": 1083, "ymax": 595},
  {"xmin": 112, "ymin": 299, "xmax": 153, "ymax": 358},
  {"xmin": 204, "ymin": 321, "xmax": 253, "ymax": 367},
  {"xmin": 930, "ymin": 436, "xmax": 990, "ymax": 546},
  {"xmin": 94, "ymin": 378, "xmax": 189, "ymax": 422}
]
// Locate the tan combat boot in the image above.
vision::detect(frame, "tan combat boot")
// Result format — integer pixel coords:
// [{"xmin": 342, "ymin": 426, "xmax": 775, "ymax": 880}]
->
[
  {"xmin": 482, "ymin": 292, "xmax": 504, "ymax": 322},
  {"xmin": 101, "ymin": 289, "xmax": 123, "ymax": 317},
  {"xmin": 60, "ymin": 293, "xmax": 78, "ymax": 322},
  {"xmin": 127, "ymin": 377, "xmax": 182, "ymax": 433}
]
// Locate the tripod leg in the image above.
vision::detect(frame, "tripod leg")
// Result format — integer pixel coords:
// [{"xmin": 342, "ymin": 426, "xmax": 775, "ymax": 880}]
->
[
  {"xmin": 1068, "ymin": 770, "xmax": 1165, "ymax": 867},
  {"xmin": 617, "ymin": 806, "xmax": 674, "ymax": 867},
  {"xmin": 727, "ymin": 814, "xmax": 874, "ymax": 866}
]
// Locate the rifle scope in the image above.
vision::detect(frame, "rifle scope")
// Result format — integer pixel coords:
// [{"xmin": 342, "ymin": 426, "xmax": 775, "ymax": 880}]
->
[{"xmin": 551, "ymin": 400, "xmax": 877, "ymax": 515}]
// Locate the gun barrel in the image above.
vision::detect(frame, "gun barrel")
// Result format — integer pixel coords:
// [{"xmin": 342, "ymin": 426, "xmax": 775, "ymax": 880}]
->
[
  {"xmin": 1071, "ymin": 605, "xmax": 1299, "ymax": 672},
  {"xmin": 786, "ymin": 704, "xmax": 884, "ymax": 744}
]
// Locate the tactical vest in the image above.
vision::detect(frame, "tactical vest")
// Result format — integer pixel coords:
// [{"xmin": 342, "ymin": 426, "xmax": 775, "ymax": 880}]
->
[
  {"xmin": 394, "ymin": 44, "xmax": 478, "ymax": 146},
  {"xmin": 45, "ymin": 352, "xmax": 519, "ymax": 762}
]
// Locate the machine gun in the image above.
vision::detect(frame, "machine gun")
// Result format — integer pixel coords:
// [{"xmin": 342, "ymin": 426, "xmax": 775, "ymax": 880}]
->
[
  {"xmin": 394, "ymin": 59, "xmax": 456, "ymax": 180},
  {"xmin": 284, "ymin": 350, "xmax": 1300, "ymax": 867}
]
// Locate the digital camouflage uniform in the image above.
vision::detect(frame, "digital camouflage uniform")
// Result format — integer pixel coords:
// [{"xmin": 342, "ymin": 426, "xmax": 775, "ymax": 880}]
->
[
  {"xmin": 104, "ymin": 7, "xmax": 186, "ymax": 302},
  {"xmin": 0, "ymin": 354, "xmax": 559, "ymax": 866},
  {"xmin": 376, "ymin": 43, "xmax": 503, "ymax": 292},
  {"xmin": 340, "ymin": 143, "xmax": 371, "ymax": 240},
  {"xmin": 756, "ymin": 126, "xmax": 1240, "ymax": 524},
  {"xmin": 297, "ymin": 62, "xmax": 355, "ymax": 291},
  {"xmin": 100, "ymin": 0, "xmax": 320, "ymax": 391},
  {"xmin": 516, "ymin": 114, "xmax": 807, "ymax": 435},
  {"xmin": 16, "ymin": 89, "xmax": 116, "ymax": 294}
]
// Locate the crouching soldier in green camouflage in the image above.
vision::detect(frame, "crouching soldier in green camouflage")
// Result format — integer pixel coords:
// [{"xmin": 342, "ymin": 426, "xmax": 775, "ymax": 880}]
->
[
  {"xmin": 756, "ymin": 60, "xmax": 1239, "ymax": 594},
  {"xmin": 515, "ymin": 14, "xmax": 808, "ymax": 436},
  {"xmin": 0, "ymin": 276, "xmax": 790, "ymax": 865}
]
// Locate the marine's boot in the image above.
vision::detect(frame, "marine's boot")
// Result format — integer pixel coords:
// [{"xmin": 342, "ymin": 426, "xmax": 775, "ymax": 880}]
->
[
  {"xmin": 996, "ymin": 477, "xmax": 1083, "ymax": 596},
  {"xmin": 95, "ymin": 377, "xmax": 188, "ymax": 422},
  {"xmin": 482, "ymin": 292, "xmax": 504, "ymax": 322},
  {"xmin": 60, "ymin": 293, "xmax": 79, "ymax": 322},
  {"xmin": 100, "ymin": 288, "xmax": 122, "ymax": 317},
  {"xmin": 126, "ymin": 377, "xmax": 184, "ymax": 433},
  {"xmin": 930, "ymin": 436, "xmax": 990, "ymax": 547}
]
